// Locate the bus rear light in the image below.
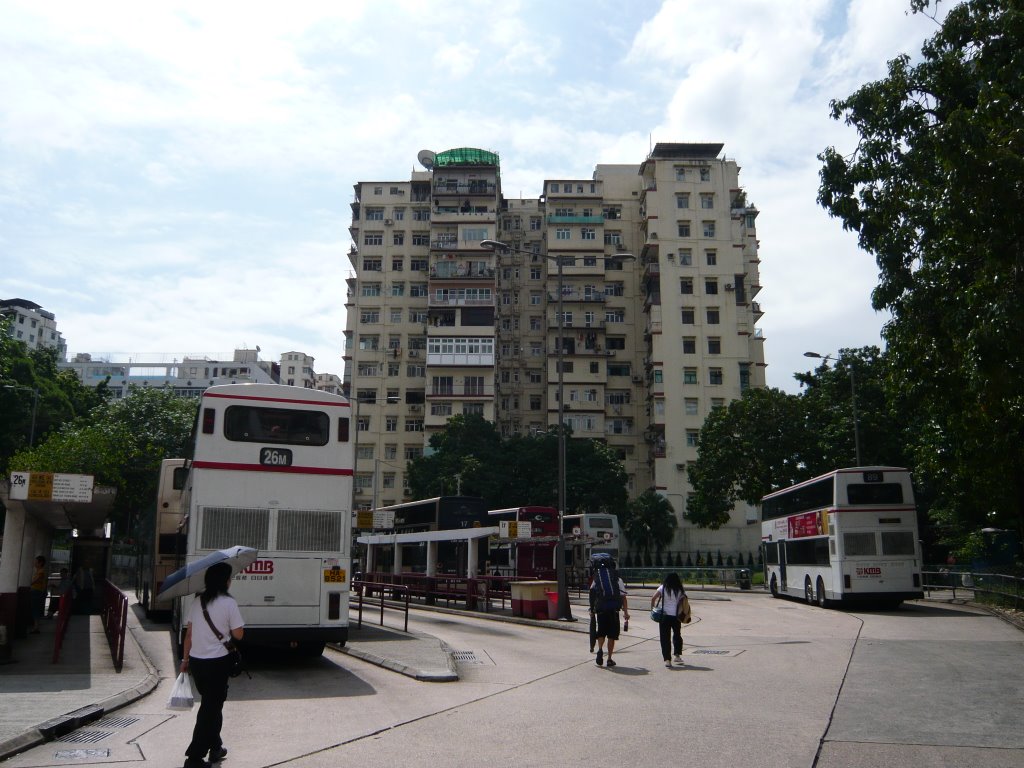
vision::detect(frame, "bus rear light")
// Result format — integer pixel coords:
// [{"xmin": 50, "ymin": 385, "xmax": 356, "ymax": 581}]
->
[
  {"xmin": 202, "ymin": 408, "xmax": 216, "ymax": 434},
  {"xmin": 328, "ymin": 592, "xmax": 341, "ymax": 620},
  {"xmin": 844, "ymin": 574, "xmax": 851, "ymax": 589}
]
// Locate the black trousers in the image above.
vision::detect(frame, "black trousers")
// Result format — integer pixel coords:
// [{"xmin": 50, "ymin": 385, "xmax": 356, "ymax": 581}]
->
[
  {"xmin": 659, "ymin": 615, "xmax": 683, "ymax": 660},
  {"xmin": 185, "ymin": 654, "xmax": 233, "ymax": 760}
]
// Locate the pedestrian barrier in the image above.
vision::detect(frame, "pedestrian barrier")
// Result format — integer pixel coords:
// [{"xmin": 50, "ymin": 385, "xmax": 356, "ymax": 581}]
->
[
  {"xmin": 51, "ymin": 591, "xmax": 73, "ymax": 664},
  {"xmin": 100, "ymin": 580, "xmax": 128, "ymax": 672},
  {"xmin": 923, "ymin": 568, "xmax": 1022, "ymax": 610},
  {"xmin": 352, "ymin": 580, "xmax": 410, "ymax": 632},
  {"xmin": 619, "ymin": 567, "xmax": 759, "ymax": 591}
]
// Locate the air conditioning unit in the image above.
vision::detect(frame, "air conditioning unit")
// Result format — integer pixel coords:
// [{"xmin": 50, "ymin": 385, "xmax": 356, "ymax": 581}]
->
[
  {"xmin": 409, "ymin": 350, "xmax": 419, "ymax": 358},
  {"xmin": 724, "ymin": 283, "xmax": 734, "ymax": 291},
  {"xmin": 384, "ymin": 218, "xmax": 394, "ymax": 226},
  {"xmin": 631, "ymin": 375, "xmax": 644, "ymax": 384},
  {"xmin": 409, "ymin": 404, "xmax": 421, "ymax": 412}
]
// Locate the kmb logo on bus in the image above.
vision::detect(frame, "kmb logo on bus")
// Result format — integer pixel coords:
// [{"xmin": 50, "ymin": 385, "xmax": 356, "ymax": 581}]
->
[
  {"xmin": 856, "ymin": 566, "xmax": 882, "ymax": 577},
  {"xmin": 243, "ymin": 560, "xmax": 275, "ymax": 575}
]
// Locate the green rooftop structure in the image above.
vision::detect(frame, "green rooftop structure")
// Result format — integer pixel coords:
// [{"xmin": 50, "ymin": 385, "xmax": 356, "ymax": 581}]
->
[{"xmin": 434, "ymin": 147, "xmax": 500, "ymax": 168}]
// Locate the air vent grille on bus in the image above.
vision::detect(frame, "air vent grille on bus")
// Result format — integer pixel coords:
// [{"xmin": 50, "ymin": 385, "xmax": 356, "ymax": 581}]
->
[
  {"xmin": 201, "ymin": 507, "xmax": 270, "ymax": 550},
  {"xmin": 277, "ymin": 509, "xmax": 344, "ymax": 551}
]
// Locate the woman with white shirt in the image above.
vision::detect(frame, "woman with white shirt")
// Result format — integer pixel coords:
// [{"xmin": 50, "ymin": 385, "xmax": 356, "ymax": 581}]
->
[
  {"xmin": 179, "ymin": 562, "xmax": 244, "ymax": 768},
  {"xmin": 651, "ymin": 572, "xmax": 686, "ymax": 668}
]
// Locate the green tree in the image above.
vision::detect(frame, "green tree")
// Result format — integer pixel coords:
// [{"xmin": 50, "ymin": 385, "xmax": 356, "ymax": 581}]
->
[
  {"xmin": 620, "ymin": 489, "xmax": 678, "ymax": 558},
  {"xmin": 687, "ymin": 387, "xmax": 813, "ymax": 528},
  {"xmin": 9, "ymin": 387, "xmax": 197, "ymax": 530},
  {"xmin": 818, "ymin": 0, "xmax": 1024, "ymax": 543}
]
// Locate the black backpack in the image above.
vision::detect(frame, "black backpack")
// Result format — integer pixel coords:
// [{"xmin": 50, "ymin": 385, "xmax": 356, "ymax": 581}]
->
[{"xmin": 590, "ymin": 556, "xmax": 622, "ymax": 612}]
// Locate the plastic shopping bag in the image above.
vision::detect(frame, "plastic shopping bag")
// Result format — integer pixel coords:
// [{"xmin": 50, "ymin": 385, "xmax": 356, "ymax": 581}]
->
[{"xmin": 167, "ymin": 672, "xmax": 195, "ymax": 710}]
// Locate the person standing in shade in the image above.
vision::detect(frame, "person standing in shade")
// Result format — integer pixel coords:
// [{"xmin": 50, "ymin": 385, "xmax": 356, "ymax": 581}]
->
[
  {"xmin": 29, "ymin": 555, "xmax": 47, "ymax": 633},
  {"xmin": 652, "ymin": 572, "xmax": 686, "ymax": 667},
  {"xmin": 180, "ymin": 562, "xmax": 244, "ymax": 768}
]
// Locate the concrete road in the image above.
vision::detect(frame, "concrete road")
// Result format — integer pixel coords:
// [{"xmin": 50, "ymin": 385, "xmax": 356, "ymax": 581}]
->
[{"xmin": 4, "ymin": 592, "xmax": 1021, "ymax": 768}]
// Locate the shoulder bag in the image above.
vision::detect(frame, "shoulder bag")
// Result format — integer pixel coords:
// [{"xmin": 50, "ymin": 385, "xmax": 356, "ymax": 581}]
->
[
  {"xmin": 650, "ymin": 592, "xmax": 664, "ymax": 623},
  {"xmin": 201, "ymin": 603, "xmax": 247, "ymax": 678}
]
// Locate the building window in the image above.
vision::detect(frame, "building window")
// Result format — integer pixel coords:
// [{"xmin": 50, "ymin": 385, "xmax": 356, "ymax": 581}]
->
[
  {"xmin": 360, "ymin": 310, "xmax": 380, "ymax": 324},
  {"xmin": 608, "ymin": 363, "xmax": 631, "ymax": 376},
  {"xmin": 739, "ymin": 363, "xmax": 751, "ymax": 391},
  {"xmin": 404, "ymin": 446, "xmax": 423, "ymax": 460},
  {"xmin": 684, "ymin": 398, "xmax": 699, "ymax": 416},
  {"xmin": 412, "ymin": 233, "xmax": 430, "ymax": 247},
  {"xmin": 430, "ymin": 402, "xmax": 453, "ymax": 417},
  {"xmin": 706, "ymin": 250, "xmax": 717, "ymax": 266},
  {"xmin": 530, "ymin": 395, "xmax": 542, "ymax": 410},
  {"xmin": 708, "ymin": 337, "xmax": 721, "ymax": 354},
  {"xmin": 393, "ymin": 233, "xmax": 404, "ymax": 246},
  {"xmin": 385, "ymin": 444, "xmax": 398, "ymax": 460},
  {"xmin": 703, "ymin": 221, "xmax": 716, "ymax": 238},
  {"xmin": 682, "ymin": 337, "xmax": 696, "ymax": 354},
  {"xmin": 405, "ymin": 419, "xmax": 424, "ymax": 432},
  {"xmin": 679, "ymin": 249, "xmax": 692, "ymax": 266},
  {"xmin": 361, "ymin": 283, "xmax": 381, "ymax": 297},
  {"xmin": 653, "ymin": 369, "xmax": 663, "ymax": 383},
  {"xmin": 686, "ymin": 430, "xmax": 699, "ymax": 447},
  {"xmin": 677, "ymin": 221, "xmax": 691, "ymax": 238},
  {"xmin": 705, "ymin": 279, "xmax": 718, "ymax": 295},
  {"xmin": 581, "ymin": 227, "xmax": 596, "ymax": 240},
  {"xmin": 392, "ymin": 256, "xmax": 404, "ymax": 271},
  {"xmin": 556, "ymin": 228, "xmax": 570, "ymax": 240},
  {"xmin": 676, "ymin": 193, "xmax": 690, "ymax": 209},
  {"xmin": 529, "ymin": 370, "xmax": 542, "ymax": 383},
  {"xmin": 680, "ymin": 278, "xmax": 693, "ymax": 295},
  {"xmin": 700, "ymin": 194, "xmax": 714, "ymax": 209},
  {"xmin": 605, "ymin": 309, "xmax": 625, "ymax": 323},
  {"xmin": 681, "ymin": 308, "xmax": 695, "ymax": 325},
  {"xmin": 530, "ymin": 267, "xmax": 541, "ymax": 280},
  {"xmin": 700, "ymin": 167, "xmax": 711, "ymax": 181},
  {"xmin": 364, "ymin": 233, "xmax": 383, "ymax": 246},
  {"xmin": 393, "ymin": 208, "xmax": 405, "ymax": 220},
  {"xmin": 391, "ymin": 283, "xmax": 405, "ymax": 296},
  {"xmin": 362, "ymin": 259, "xmax": 382, "ymax": 271},
  {"xmin": 675, "ymin": 167, "xmax": 687, "ymax": 181},
  {"xmin": 709, "ymin": 368, "xmax": 723, "ymax": 385},
  {"xmin": 390, "ymin": 310, "xmax": 402, "ymax": 324},
  {"xmin": 385, "ymin": 416, "xmax": 398, "ymax": 432},
  {"xmin": 365, "ymin": 207, "xmax": 384, "ymax": 220},
  {"xmin": 410, "ymin": 283, "xmax": 428, "ymax": 297},
  {"xmin": 410, "ymin": 258, "xmax": 428, "ymax": 271},
  {"xmin": 463, "ymin": 403, "xmax": 484, "ymax": 416},
  {"xmin": 684, "ymin": 367, "xmax": 698, "ymax": 385},
  {"xmin": 707, "ymin": 308, "xmax": 720, "ymax": 324}
]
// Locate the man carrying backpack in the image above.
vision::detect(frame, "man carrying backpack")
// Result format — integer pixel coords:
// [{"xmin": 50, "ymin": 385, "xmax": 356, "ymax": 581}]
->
[{"xmin": 588, "ymin": 555, "xmax": 629, "ymax": 668}]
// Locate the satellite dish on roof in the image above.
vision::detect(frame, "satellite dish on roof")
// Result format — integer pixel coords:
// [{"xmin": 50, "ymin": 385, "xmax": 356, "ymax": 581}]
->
[{"xmin": 417, "ymin": 149, "xmax": 436, "ymax": 170}]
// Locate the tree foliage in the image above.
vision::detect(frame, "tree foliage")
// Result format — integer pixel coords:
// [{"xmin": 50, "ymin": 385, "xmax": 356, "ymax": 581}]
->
[
  {"xmin": 818, "ymin": 0, "xmax": 1024, "ymax": 542},
  {"xmin": 407, "ymin": 416, "xmax": 628, "ymax": 516},
  {"xmin": 621, "ymin": 489, "xmax": 678, "ymax": 555},
  {"xmin": 1, "ymin": 322, "xmax": 108, "ymax": 470},
  {"xmin": 9, "ymin": 387, "xmax": 198, "ymax": 529}
]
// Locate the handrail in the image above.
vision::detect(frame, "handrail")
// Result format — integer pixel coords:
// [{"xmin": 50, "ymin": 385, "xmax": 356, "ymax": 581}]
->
[
  {"xmin": 100, "ymin": 580, "xmax": 128, "ymax": 671},
  {"xmin": 51, "ymin": 590, "xmax": 73, "ymax": 664},
  {"xmin": 352, "ymin": 580, "xmax": 410, "ymax": 632}
]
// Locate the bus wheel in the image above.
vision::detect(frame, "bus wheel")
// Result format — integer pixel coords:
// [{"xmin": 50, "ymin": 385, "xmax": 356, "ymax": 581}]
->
[
  {"xmin": 816, "ymin": 577, "xmax": 827, "ymax": 608},
  {"xmin": 804, "ymin": 577, "xmax": 814, "ymax": 605},
  {"xmin": 770, "ymin": 574, "xmax": 780, "ymax": 598}
]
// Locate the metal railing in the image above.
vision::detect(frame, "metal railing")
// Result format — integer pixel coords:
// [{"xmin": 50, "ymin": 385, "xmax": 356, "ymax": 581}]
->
[
  {"xmin": 618, "ymin": 567, "xmax": 755, "ymax": 591},
  {"xmin": 922, "ymin": 568, "xmax": 1022, "ymax": 609},
  {"xmin": 352, "ymin": 580, "xmax": 410, "ymax": 632},
  {"xmin": 51, "ymin": 590, "xmax": 73, "ymax": 664},
  {"xmin": 100, "ymin": 580, "xmax": 128, "ymax": 672}
]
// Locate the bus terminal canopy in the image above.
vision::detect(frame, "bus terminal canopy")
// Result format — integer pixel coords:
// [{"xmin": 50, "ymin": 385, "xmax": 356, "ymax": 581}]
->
[{"xmin": 357, "ymin": 527, "xmax": 500, "ymax": 546}]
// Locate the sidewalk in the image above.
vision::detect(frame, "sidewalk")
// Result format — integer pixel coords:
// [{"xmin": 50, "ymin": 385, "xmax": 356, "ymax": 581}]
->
[{"xmin": 0, "ymin": 610, "xmax": 159, "ymax": 760}]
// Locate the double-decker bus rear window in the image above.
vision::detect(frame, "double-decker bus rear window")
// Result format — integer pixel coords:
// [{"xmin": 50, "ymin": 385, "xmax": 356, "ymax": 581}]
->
[
  {"xmin": 224, "ymin": 406, "xmax": 330, "ymax": 446},
  {"xmin": 846, "ymin": 483, "xmax": 903, "ymax": 505},
  {"xmin": 844, "ymin": 532, "xmax": 877, "ymax": 557},
  {"xmin": 762, "ymin": 477, "xmax": 834, "ymax": 520},
  {"xmin": 881, "ymin": 531, "xmax": 916, "ymax": 556}
]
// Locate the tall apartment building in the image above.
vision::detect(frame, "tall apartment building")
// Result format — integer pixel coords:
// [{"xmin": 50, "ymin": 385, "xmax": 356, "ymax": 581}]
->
[
  {"xmin": 344, "ymin": 143, "xmax": 766, "ymax": 554},
  {"xmin": 1, "ymin": 298, "xmax": 67, "ymax": 359}
]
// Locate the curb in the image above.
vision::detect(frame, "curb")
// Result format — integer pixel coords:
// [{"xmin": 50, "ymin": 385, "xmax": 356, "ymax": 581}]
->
[
  {"xmin": 0, "ymin": 614, "xmax": 162, "ymax": 762},
  {"xmin": 328, "ymin": 631, "xmax": 459, "ymax": 682}
]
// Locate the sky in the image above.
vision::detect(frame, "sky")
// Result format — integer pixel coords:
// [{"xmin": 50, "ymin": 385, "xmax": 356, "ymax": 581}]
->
[{"xmin": 0, "ymin": 0, "xmax": 948, "ymax": 393}]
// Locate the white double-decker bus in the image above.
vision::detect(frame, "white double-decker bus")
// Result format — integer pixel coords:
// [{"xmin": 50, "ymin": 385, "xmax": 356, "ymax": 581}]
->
[
  {"xmin": 173, "ymin": 384, "xmax": 354, "ymax": 655},
  {"xmin": 761, "ymin": 467, "xmax": 923, "ymax": 608},
  {"xmin": 138, "ymin": 458, "xmax": 187, "ymax": 617}
]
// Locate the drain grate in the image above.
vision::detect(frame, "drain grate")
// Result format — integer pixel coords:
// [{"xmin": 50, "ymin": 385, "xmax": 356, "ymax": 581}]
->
[
  {"xmin": 55, "ymin": 748, "xmax": 111, "ymax": 759},
  {"xmin": 57, "ymin": 730, "xmax": 111, "ymax": 744},
  {"xmin": 93, "ymin": 715, "xmax": 139, "ymax": 729},
  {"xmin": 451, "ymin": 650, "xmax": 486, "ymax": 665}
]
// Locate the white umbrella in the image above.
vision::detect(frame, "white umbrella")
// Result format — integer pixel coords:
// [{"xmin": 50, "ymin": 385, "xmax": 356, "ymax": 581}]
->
[{"xmin": 157, "ymin": 546, "xmax": 258, "ymax": 601}]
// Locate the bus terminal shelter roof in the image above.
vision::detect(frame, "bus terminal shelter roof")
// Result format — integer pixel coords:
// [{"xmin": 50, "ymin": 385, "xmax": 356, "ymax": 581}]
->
[{"xmin": 357, "ymin": 527, "xmax": 500, "ymax": 545}]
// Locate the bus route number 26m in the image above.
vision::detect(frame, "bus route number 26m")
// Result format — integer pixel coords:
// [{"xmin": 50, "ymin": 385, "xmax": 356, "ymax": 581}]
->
[{"xmin": 260, "ymin": 447, "xmax": 293, "ymax": 467}]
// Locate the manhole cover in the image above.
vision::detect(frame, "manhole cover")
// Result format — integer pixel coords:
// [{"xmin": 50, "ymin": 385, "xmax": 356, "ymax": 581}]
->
[
  {"xmin": 56, "ymin": 730, "xmax": 111, "ymax": 744},
  {"xmin": 55, "ymin": 748, "xmax": 111, "ymax": 759}
]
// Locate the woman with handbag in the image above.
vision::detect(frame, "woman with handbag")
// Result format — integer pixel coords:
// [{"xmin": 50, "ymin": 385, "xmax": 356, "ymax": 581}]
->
[
  {"xmin": 180, "ymin": 562, "xmax": 244, "ymax": 768},
  {"xmin": 651, "ymin": 572, "xmax": 686, "ymax": 668}
]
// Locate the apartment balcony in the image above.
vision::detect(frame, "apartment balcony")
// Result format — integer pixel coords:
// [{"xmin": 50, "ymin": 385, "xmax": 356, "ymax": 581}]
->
[
  {"xmin": 546, "ymin": 215, "xmax": 605, "ymax": 225},
  {"xmin": 547, "ymin": 290, "xmax": 606, "ymax": 303},
  {"xmin": 752, "ymin": 301, "xmax": 764, "ymax": 319},
  {"xmin": 547, "ymin": 317, "xmax": 606, "ymax": 330},
  {"xmin": 643, "ymin": 319, "xmax": 663, "ymax": 338},
  {"xmin": 431, "ymin": 208, "xmax": 496, "ymax": 225},
  {"xmin": 429, "ymin": 264, "xmax": 496, "ymax": 280},
  {"xmin": 428, "ymin": 294, "xmax": 495, "ymax": 308},
  {"xmin": 433, "ymin": 181, "xmax": 497, "ymax": 196},
  {"xmin": 425, "ymin": 385, "xmax": 494, "ymax": 399},
  {"xmin": 426, "ymin": 352, "xmax": 495, "ymax": 367},
  {"xmin": 548, "ymin": 345, "xmax": 615, "ymax": 357}
]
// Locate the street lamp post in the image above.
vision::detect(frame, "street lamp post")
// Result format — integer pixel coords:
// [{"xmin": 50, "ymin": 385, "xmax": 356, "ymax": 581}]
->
[
  {"xmin": 804, "ymin": 351, "xmax": 862, "ymax": 466},
  {"xmin": 482, "ymin": 239, "xmax": 633, "ymax": 621},
  {"xmin": 2, "ymin": 384, "xmax": 39, "ymax": 447}
]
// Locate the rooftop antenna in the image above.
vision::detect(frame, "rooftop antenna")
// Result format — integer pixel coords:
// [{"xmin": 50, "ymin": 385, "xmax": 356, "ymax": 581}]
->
[{"xmin": 417, "ymin": 149, "xmax": 436, "ymax": 170}]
